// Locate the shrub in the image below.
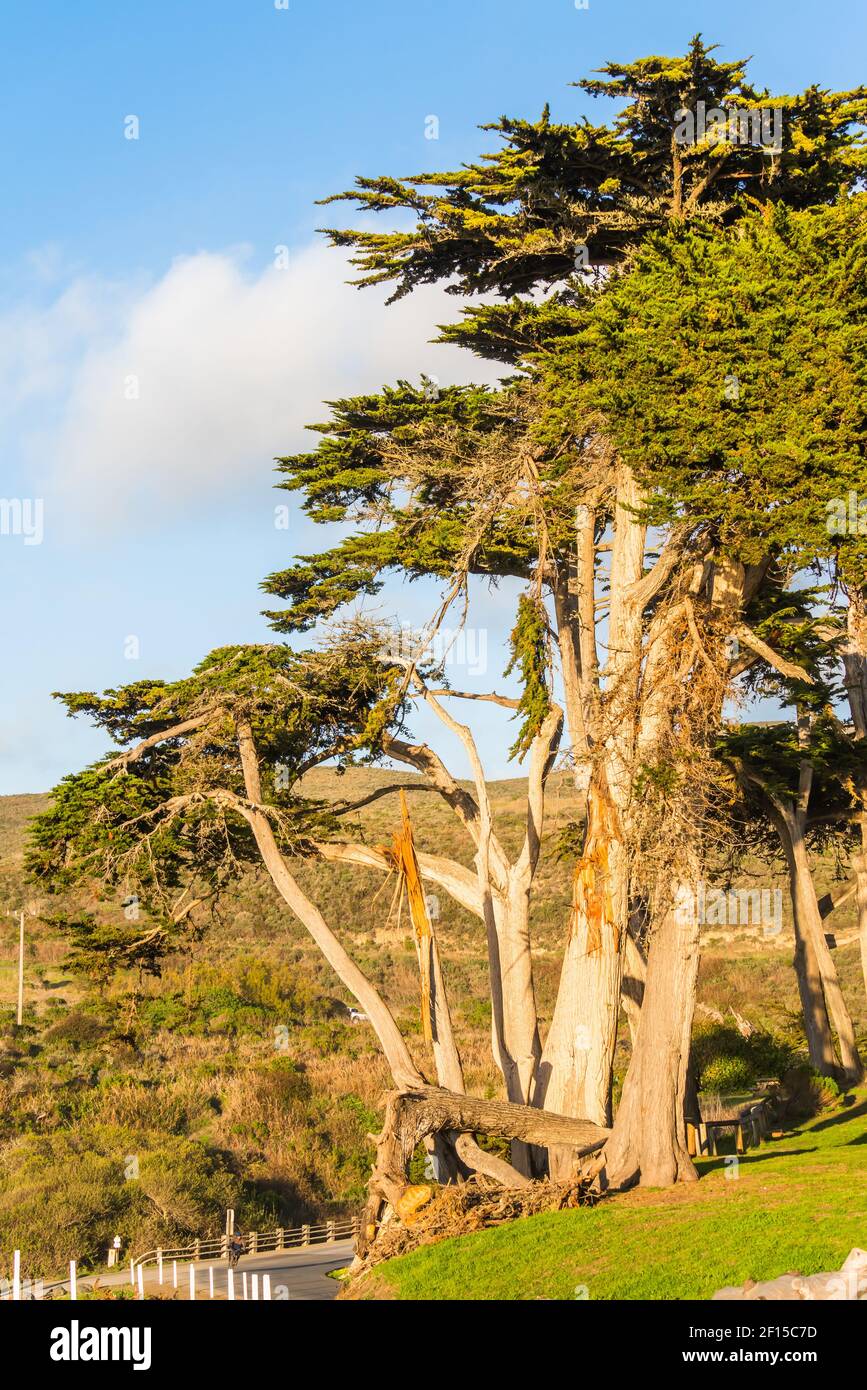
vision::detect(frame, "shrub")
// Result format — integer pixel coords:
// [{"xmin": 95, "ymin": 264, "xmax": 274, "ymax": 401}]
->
[
  {"xmin": 42, "ymin": 1008, "xmax": 109, "ymax": 1049},
  {"xmin": 780, "ymin": 1065, "xmax": 842, "ymax": 1119},
  {"xmin": 699, "ymin": 1055, "xmax": 754, "ymax": 1093},
  {"xmin": 693, "ymin": 1023, "xmax": 799, "ymax": 1093}
]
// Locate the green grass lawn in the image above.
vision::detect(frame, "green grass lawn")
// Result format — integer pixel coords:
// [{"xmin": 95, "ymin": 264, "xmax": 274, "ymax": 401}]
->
[{"xmin": 362, "ymin": 1091, "xmax": 867, "ymax": 1300}]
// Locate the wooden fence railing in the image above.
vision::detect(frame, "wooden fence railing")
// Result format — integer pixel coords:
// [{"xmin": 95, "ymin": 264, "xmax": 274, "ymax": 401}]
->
[
  {"xmin": 5, "ymin": 1216, "xmax": 360, "ymax": 1300},
  {"xmin": 131, "ymin": 1216, "xmax": 360, "ymax": 1276}
]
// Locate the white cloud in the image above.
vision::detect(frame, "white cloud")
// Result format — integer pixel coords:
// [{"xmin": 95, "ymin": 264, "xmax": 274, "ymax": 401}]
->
[{"xmin": 7, "ymin": 242, "xmax": 498, "ymax": 524}]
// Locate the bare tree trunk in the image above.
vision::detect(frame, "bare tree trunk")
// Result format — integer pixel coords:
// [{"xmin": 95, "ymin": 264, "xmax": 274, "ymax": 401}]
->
[
  {"xmin": 771, "ymin": 803, "xmax": 839, "ymax": 1077},
  {"xmin": 600, "ymin": 882, "xmax": 701, "ymax": 1189},
  {"xmin": 768, "ymin": 784, "xmax": 862, "ymax": 1083},
  {"xmin": 428, "ymin": 934, "xmax": 463, "ymax": 1091},
  {"xmin": 621, "ymin": 914, "xmax": 648, "ymax": 1045},
  {"xmin": 536, "ymin": 780, "xmax": 627, "ymax": 1176},
  {"xmin": 492, "ymin": 881, "xmax": 542, "ymax": 1105},
  {"xmin": 236, "ymin": 717, "xmax": 536, "ymax": 1199},
  {"xmin": 788, "ymin": 818, "xmax": 863, "ymax": 1083},
  {"xmin": 552, "ymin": 575, "xmax": 591, "ymax": 782},
  {"xmin": 255, "ymin": 836, "xmax": 422, "ymax": 1087},
  {"xmin": 842, "ymin": 588, "xmax": 867, "ymax": 998},
  {"xmin": 539, "ymin": 470, "xmax": 645, "ymax": 1168}
]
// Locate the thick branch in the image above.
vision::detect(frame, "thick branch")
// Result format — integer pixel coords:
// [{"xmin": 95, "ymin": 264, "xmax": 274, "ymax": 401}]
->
[
  {"xmin": 427, "ymin": 690, "xmax": 521, "ymax": 710},
  {"xmin": 233, "ymin": 719, "xmax": 423, "ymax": 1091},
  {"xmin": 730, "ymin": 623, "xmax": 816, "ymax": 685},
  {"xmin": 627, "ymin": 529, "xmax": 689, "ymax": 613},
  {"xmin": 314, "ymin": 840, "xmax": 482, "ymax": 918},
  {"xmin": 368, "ymin": 1085, "xmax": 609, "ymax": 1210},
  {"xmin": 105, "ymin": 712, "xmax": 215, "ymax": 771},
  {"xmin": 514, "ymin": 704, "xmax": 564, "ymax": 885}
]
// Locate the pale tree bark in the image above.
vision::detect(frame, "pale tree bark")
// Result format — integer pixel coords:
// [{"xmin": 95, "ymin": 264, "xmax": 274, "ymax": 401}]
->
[
  {"xmin": 552, "ymin": 490, "xmax": 599, "ymax": 789},
  {"xmin": 390, "ymin": 687, "xmax": 563, "ymax": 1120},
  {"xmin": 842, "ymin": 587, "xmax": 867, "ymax": 998},
  {"xmin": 770, "ymin": 802, "xmax": 838, "ymax": 1077},
  {"xmin": 535, "ymin": 777, "xmax": 628, "ymax": 1182},
  {"xmin": 751, "ymin": 757, "xmax": 862, "ymax": 1084},
  {"xmin": 621, "ymin": 919, "xmax": 647, "ymax": 1046},
  {"xmin": 419, "ymin": 686, "xmax": 541, "ymax": 1109},
  {"xmin": 234, "ymin": 717, "xmax": 422, "ymax": 1091},
  {"xmin": 236, "ymin": 716, "xmax": 532, "ymax": 1193},
  {"xmin": 422, "ymin": 883, "xmax": 526, "ymax": 1185},
  {"xmin": 540, "ymin": 467, "xmax": 648, "ymax": 1143},
  {"xmin": 596, "ymin": 553, "xmax": 758, "ymax": 1188},
  {"xmin": 600, "ymin": 876, "xmax": 702, "ymax": 1189},
  {"xmin": 316, "ymin": 678, "xmax": 564, "ymax": 1170},
  {"xmin": 356, "ymin": 1083, "xmax": 609, "ymax": 1263},
  {"xmin": 786, "ymin": 811, "xmax": 862, "ymax": 1083}
]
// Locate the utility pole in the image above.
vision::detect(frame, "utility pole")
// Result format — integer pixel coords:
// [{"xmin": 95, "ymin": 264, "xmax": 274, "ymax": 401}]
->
[{"xmin": 16, "ymin": 910, "xmax": 25, "ymax": 1028}]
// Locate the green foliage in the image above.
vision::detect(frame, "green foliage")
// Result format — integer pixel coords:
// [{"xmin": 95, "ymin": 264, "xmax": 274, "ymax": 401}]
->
[
  {"xmin": 719, "ymin": 716, "xmax": 867, "ymax": 845},
  {"xmin": 319, "ymin": 38, "xmax": 866, "ymax": 302},
  {"xmin": 262, "ymin": 381, "xmax": 543, "ymax": 632},
  {"xmin": 699, "ymin": 1054, "xmax": 755, "ymax": 1093},
  {"xmin": 504, "ymin": 594, "xmax": 552, "ymax": 760},
  {"xmin": 0, "ymin": 1127, "xmax": 248, "ymax": 1277},
  {"xmin": 781, "ymin": 1063, "xmax": 842, "ymax": 1117},
  {"xmin": 692, "ymin": 1022, "xmax": 799, "ymax": 1092},
  {"xmin": 263, "ymin": 50, "xmax": 867, "ymax": 683},
  {"xmin": 27, "ymin": 639, "xmax": 406, "ymax": 980},
  {"xmin": 547, "ymin": 199, "xmax": 867, "ymax": 583},
  {"xmin": 135, "ymin": 957, "xmax": 331, "ymax": 1039}
]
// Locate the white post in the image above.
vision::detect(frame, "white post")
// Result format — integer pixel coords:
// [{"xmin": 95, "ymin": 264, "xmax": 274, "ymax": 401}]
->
[
  {"xmin": 137, "ymin": 1265, "xmax": 144, "ymax": 1300},
  {"xmin": 263, "ymin": 1274, "xmax": 272, "ymax": 1301},
  {"xmin": 69, "ymin": 1260, "xmax": 77, "ymax": 1301},
  {"xmin": 172, "ymin": 1260, "xmax": 178, "ymax": 1289},
  {"xmin": 208, "ymin": 1265, "xmax": 214, "ymax": 1299},
  {"xmin": 227, "ymin": 1267, "xmax": 235, "ymax": 1301},
  {"xmin": 129, "ymin": 1258, "xmax": 135, "ymax": 1287},
  {"xmin": 242, "ymin": 1271, "xmax": 248, "ymax": 1301},
  {"xmin": 12, "ymin": 1250, "xmax": 20, "ymax": 1302},
  {"xmin": 16, "ymin": 912, "xmax": 25, "ymax": 1027},
  {"xmin": 157, "ymin": 1249, "xmax": 163, "ymax": 1285},
  {"xmin": 189, "ymin": 1264, "xmax": 195, "ymax": 1301},
  {"xmin": 251, "ymin": 1273, "xmax": 259, "ymax": 1301}
]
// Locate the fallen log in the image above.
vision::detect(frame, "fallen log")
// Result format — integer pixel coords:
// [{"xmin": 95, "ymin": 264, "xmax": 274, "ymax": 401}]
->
[
  {"xmin": 358, "ymin": 1084, "xmax": 610, "ymax": 1258},
  {"xmin": 713, "ymin": 1247, "xmax": 867, "ymax": 1300}
]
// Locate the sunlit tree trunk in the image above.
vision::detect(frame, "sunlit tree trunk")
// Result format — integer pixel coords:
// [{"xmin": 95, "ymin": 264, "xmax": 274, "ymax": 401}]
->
[
  {"xmin": 842, "ymin": 588, "xmax": 867, "ymax": 998},
  {"xmin": 767, "ymin": 786, "xmax": 861, "ymax": 1083},
  {"xmin": 601, "ymin": 875, "xmax": 702, "ymax": 1188}
]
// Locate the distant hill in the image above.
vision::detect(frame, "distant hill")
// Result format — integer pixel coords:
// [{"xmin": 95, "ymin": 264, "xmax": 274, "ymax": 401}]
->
[{"xmin": 0, "ymin": 770, "xmax": 864, "ymax": 1279}]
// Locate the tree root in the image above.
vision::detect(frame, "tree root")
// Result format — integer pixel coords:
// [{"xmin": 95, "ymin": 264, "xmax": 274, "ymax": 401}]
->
[{"xmin": 345, "ymin": 1172, "xmax": 599, "ymax": 1287}]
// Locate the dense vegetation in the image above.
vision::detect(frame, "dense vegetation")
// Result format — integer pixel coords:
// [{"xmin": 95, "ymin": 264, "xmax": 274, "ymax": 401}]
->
[{"xmin": 2, "ymin": 771, "xmax": 864, "ymax": 1278}]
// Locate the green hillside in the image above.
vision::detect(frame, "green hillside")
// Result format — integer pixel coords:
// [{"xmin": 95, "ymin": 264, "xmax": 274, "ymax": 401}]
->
[
  {"xmin": 0, "ymin": 771, "xmax": 864, "ymax": 1283},
  {"xmin": 351, "ymin": 1091, "xmax": 867, "ymax": 1300}
]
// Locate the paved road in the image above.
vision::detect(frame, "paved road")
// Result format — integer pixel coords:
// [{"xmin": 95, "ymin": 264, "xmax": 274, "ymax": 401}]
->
[
  {"xmin": 194, "ymin": 1240, "xmax": 354, "ymax": 1300},
  {"xmin": 42, "ymin": 1239, "xmax": 354, "ymax": 1302}
]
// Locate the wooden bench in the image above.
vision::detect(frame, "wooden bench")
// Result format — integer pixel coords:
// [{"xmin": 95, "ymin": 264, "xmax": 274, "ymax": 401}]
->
[{"xmin": 687, "ymin": 1097, "xmax": 772, "ymax": 1157}]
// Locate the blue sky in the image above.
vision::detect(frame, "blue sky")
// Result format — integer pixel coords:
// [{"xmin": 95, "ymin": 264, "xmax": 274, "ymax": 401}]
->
[{"xmin": 1, "ymin": 0, "xmax": 864, "ymax": 793}]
